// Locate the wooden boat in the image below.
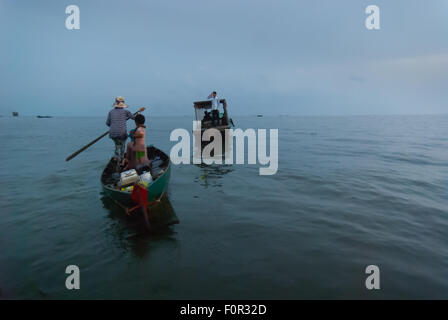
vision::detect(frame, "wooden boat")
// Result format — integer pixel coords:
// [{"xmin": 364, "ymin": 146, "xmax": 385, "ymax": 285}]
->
[
  {"xmin": 193, "ymin": 99, "xmax": 233, "ymax": 132},
  {"xmin": 12, "ymin": 112, "xmax": 19, "ymax": 117},
  {"xmin": 101, "ymin": 145, "xmax": 171, "ymax": 213}
]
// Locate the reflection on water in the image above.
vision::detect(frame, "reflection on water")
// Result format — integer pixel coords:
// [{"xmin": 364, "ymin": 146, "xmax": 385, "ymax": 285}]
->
[
  {"xmin": 193, "ymin": 130, "xmax": 234, "ymax": 188},
  {"xmin": 100, "ymin": 195, "xmax": 179, "ymax": 258},
  {"xmin": 194, "ymin": 163, "xmax": 233, "ymax": 188}
]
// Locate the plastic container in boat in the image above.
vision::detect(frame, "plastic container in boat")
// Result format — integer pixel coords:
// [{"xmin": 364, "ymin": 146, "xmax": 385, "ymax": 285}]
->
[
  {"xmin": 120, "ymin": 169, "xmax": 139, "ymax": 186},
  {"xmin": 139, "ymin": 172, "xmax": 153, "ymax": 188}
]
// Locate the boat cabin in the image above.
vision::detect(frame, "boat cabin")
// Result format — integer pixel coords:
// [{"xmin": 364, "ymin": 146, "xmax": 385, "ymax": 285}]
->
[{"xmin": 193, "ymin": 99, "xmax": 232, "ymax": 131}]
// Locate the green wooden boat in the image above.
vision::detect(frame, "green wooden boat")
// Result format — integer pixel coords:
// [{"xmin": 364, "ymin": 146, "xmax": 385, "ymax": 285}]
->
[{"xmin": 101, "ymin": 146, "xmax": 171, "ymax": 209}]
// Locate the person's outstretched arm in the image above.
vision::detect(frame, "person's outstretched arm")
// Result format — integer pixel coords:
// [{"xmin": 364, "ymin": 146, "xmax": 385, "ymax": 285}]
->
[{"xmin": 126, "ymin": 110, "xmax": 136, "ymax": 120}]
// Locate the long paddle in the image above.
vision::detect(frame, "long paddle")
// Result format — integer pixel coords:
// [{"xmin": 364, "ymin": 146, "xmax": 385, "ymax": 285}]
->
[{"xmin": 65, "ymin": 107, "xmax": 145, "ymax": 161}]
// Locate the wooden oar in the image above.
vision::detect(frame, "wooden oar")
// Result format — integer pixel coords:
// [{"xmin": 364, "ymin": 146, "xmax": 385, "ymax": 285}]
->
[{"xmin": 65, "ymin": 107, "xmax": 145, "ymax": 161}]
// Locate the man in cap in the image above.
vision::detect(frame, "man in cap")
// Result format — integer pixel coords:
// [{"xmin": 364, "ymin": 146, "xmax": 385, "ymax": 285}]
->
[{"xmin": 106, "ymin": 96, "xmax": 140, "ymax": 162}]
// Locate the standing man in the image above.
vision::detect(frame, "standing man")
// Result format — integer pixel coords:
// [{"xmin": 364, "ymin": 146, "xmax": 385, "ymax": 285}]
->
[
  {"xmin": 106, "ymin": 96, "xmax": 140, "ymax": 162},
  {"xmin": 207, "ymin": 91, "xmax": 221, "ymax": 126}
]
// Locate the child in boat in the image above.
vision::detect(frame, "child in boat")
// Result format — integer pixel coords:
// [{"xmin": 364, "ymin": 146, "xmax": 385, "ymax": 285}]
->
[
  {"xmin": 120, "ymin": 152, "xmax": 129, "ymax": 170},
  {"xmin": 106, "ymin": 96, "xmax": 137, "ymax": 162},
  {"xmin": 133, "ymin": 114, "xmax": 147, "ymax": 164}
]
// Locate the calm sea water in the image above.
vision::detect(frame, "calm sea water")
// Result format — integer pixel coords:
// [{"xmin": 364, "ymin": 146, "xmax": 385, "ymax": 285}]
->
[{"xmin": 0, "ymin": 115, "xmax": 447, "ymax": 299}]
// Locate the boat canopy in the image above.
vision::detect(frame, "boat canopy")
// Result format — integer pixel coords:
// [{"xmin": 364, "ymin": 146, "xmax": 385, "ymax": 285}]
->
[{"xmin": 193, "ymin": 99, "xmax": 226, "ymax": 109}]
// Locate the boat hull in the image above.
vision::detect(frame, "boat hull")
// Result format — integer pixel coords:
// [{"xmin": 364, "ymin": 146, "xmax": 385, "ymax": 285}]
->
[{"xmin": 101, "ymin": 146, "xmax": 171, "ymax": 207}]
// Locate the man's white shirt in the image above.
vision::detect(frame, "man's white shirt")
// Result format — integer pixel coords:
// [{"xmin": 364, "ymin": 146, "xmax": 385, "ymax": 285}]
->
[{"xmin": 208, "ymin": 95, "xmax": 220, "ymax": 110}]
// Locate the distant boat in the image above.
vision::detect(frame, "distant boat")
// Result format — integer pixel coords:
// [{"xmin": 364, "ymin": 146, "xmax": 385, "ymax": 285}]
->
[
  {"xmin": 257, "ymin": 114, "xmax": 263, "ymax": 117},
  {"xmin": 37, "ymin": 115, "xmax": 53, "ymax": 118},
  {"xmin": 12, "ymin": 112, "xmax": 19, "ymax": 117},
  {"xmin": 193, "ymin": 98, "xmax": 234, "ymax": 132}
]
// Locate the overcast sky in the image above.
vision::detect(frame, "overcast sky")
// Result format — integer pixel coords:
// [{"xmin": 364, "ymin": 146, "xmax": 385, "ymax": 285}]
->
[{"xmin": 1, "ymin": 0, "xmax": 447, "ymax": 116}]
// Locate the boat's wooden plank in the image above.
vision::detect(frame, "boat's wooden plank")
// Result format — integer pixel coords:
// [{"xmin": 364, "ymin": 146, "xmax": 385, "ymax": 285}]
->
[{"xmin": 193, "ymin": 99, "xmax": 226, "ymax": 108}]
